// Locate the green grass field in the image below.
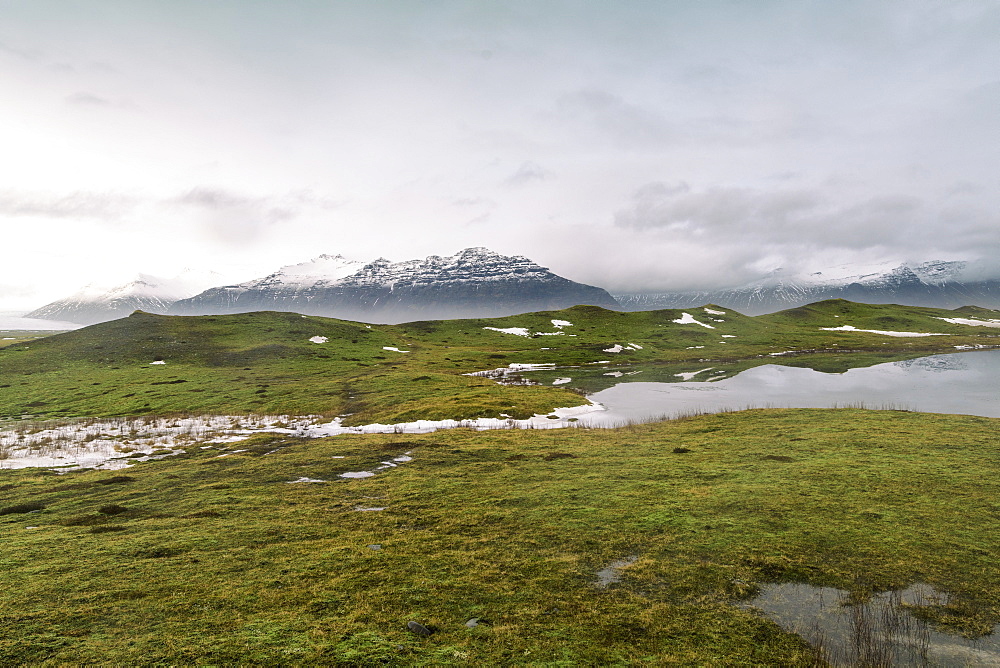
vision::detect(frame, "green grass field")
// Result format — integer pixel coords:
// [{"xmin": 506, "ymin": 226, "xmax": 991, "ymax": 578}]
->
[
  {"xmin": 1, "ymin": 300, "xmax": 999, "ymax": 664},
  {"xmin": 2, "ymin": 409, "xmax": 998, "ymax": 664}
]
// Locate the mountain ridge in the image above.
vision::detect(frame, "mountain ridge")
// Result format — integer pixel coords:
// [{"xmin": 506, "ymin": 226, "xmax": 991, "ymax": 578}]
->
[
  {"xmin": 170, "ymin": 247, "xmax": 620, "ymax": 323},
  {"xmin": 614, "ymin": 260, "xmax": 1000, "ymax": 314}
]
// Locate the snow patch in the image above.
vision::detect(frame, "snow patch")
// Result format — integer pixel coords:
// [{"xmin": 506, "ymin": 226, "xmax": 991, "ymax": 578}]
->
[
  {"xmin": 603, "ymin": 343, "xmax": 642, "ymax": 353},
  {"xmin": 674, "ymin": 367, "xmax": 714, "ymax": 381},
  {"xmin": 309, "ymin": 336, "xmax": 328, "ymax": 344},
  {"xmin": 821, "ymin": 325, "xmax": 949, "ymax": 337},
  {"xmin": 382, "ymin": 346, "xmax": 409, "ymax": 353},
  {"xmin": 673, "ymin": 312, "xmax": 715, "ymax": 329},
  {"xmin": 552, "ymin": 377, "xmax": 572, "ymax": 385},
  {"xmin": 483, "ymin": 327, "xmax": 531, "ymax": 337},
  {"xmin": 149, "ymin": 360, "xmax": 166, "ymax": 365},
  {"xmin": 936, "ymin": 317, "xmax": 1000, "ymax": 328},
  {"xmin": 704, "ymin": 308, "xmax": 726, "ymax": 315},
  {"xmin": 551, "ymin": 319, "xmax": 573, "ymax": 328}
]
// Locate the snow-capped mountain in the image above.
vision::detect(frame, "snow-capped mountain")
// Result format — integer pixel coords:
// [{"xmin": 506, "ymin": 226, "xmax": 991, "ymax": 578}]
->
[
  {"xmin": 614, "ymin": 261, "xmax": 1000, "ymax": 315},
  {"xmin": 25, "ymin": 270, "xmax": 225, "ymax": 325},
  {"xmin": 170, "ymin": 247, "xmax": 620, "ymax": 322}
]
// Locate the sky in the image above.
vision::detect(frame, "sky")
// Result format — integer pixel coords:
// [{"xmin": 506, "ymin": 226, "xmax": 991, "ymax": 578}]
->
[{"xmin": 1, "ymin": 0, "xmax": 998, "ymax": 311}]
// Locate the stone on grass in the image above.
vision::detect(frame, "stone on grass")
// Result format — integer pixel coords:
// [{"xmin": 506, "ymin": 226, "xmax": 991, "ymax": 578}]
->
[{"xmin": 407, "ymin": 620, "xmax": 432, "ymax": 636}]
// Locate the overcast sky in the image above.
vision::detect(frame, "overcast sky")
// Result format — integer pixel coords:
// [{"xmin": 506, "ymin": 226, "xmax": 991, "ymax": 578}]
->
[{"xmin": 2, "ymin": 0, "xmax": 998, "ymax": 310}]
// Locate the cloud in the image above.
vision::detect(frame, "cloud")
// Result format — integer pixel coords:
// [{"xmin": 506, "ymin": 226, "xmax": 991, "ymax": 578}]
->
[
  {"xmin": 65, "ymin": 91, "xmax": 112, "ymax": 106},
  {"xmin": 0, "ymin": 40, "xmax": 40, "ymax": 61},
  {"xmin": 554, "ymin": 89, "xmax": 675, "ymax": 150},
  {"xmin": 170, "ymin": 187, "xmax": 344, "ymax": 246},
  {"xmin": 0, "ymin": 190, "xmax": 134, "ymax": 219},
  {"xmin": 609, "ymin": 180, "xmax": 1000, "ymax": 287},
  {"xmin": 504, "ymin": 161, "xmax": 552, "ymax": 186}
]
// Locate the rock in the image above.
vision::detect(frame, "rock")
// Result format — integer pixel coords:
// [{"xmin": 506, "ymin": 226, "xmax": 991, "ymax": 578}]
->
[
  {"xmin": 407, "ymin": 621, "xmax": 432, "ymax": 636},
  {"xmin": 465, "ymin": 617, "xmax": 491, "ymax": 628}
]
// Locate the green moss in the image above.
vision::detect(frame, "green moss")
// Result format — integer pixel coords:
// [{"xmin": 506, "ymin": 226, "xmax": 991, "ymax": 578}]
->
[{"xmin": 0, "ymin": 409, "xmax": 998, "ymax": 663}]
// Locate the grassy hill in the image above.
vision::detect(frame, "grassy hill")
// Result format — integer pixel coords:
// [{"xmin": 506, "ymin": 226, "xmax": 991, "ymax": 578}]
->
[{"xmin": 0, "ymin": 300, "xmax": 997, "ymax": 424}]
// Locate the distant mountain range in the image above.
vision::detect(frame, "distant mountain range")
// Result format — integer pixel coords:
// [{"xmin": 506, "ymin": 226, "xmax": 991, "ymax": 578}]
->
[
  {"xmin": 23, "ymin": 254, "xmax": 1000, "ymax": 326},
  {"xmin": 613, "ymin": 261, "xmax": 1000, "ymax": 315},
  {"xmin": 27, "ymin": 248, "xmax": 619, "ymax": 325},
  {"xmin": 24, "ymin": 270, "xmax": 223, "ymax": 326}
]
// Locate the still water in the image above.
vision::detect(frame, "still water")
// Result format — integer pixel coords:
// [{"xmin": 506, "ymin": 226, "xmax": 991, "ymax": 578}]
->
[
  {"xmin": 748, "ymin": 582, "xmax": 1000, "ymax": 667},
  {"xmin": 522, "ymin": 349, "xmax": 1000, "ymax": 424}
]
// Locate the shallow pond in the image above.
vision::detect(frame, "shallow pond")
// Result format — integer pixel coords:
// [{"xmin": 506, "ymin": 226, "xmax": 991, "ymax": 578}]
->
[
  {"xmin": 748, "ymin": 582, "xmax": 1000, "ymax": 667},
  {"xmin": 522, "ymin": 349, "xmax": 1000, "ymax": 424}
]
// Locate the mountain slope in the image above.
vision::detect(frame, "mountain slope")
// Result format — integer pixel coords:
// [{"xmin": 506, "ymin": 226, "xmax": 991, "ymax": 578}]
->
[
  {"xmin": 171, "ymin": 247, "xmax": 620, "ymax": 322},
  {"xmin": 25, "ymin": 271, "xmax": 223, "ymax": 325}
]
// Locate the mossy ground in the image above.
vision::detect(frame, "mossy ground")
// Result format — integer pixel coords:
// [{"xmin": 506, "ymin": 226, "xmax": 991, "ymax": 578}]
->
[{"xmin": 2, "ymin": 409, "xmax": 999, "ymax": 664}]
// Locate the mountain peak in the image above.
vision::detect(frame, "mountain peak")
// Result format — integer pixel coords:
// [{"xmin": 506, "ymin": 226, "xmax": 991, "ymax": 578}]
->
[{"xmin": 169, "ymin": 247, "xmax": 618, "ymax": 323}]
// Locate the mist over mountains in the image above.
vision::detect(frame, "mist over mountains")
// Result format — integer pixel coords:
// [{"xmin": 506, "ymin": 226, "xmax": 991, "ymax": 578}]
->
[
  {"xmin": 20, "ymin": 251, "xmax": 1000, "ymax": 326},
  {"xmin": 614, "ymin": 260, "xmax": 1000, "ymax": 315}
]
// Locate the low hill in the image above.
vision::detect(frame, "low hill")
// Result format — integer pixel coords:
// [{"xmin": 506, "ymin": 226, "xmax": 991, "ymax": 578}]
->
[{"xmin": 1, "ymin": 300, "xmax": 997, "ymax": 423}]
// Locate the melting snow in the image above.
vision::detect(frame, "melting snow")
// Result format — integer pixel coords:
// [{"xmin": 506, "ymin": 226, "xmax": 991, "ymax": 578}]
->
[
  {"xmin": 149, "ymin": 360, "xmax": 166, "ymax": 365},
  {"xmin": 382, "ymin": 346, "xmax": 410, "ymax": 352},
  {"xmin": 703, "ymin": 308, "xmax": 726, "ymax": 315},
  {"xmin": 309, "ymin": 336, "xmax": 329, "ymax": 344},
  {"xmin": 506, "ymin": 362, "xmax": 556, "ymax": 371},
  {"xmin": 552, "ymin": 377, "xmax": 571, "ymax": 385},
  {"xmin": 673, "ymin": 312, "xmax": 715, "ymax": 329},
  {"xmin": 0, "ymin": 415, "xmax": 317, "ymax": 471},
  {"xmin": 288, "ymin": 477, "xmax": 326, "ymax": 483},
  {"xmin": 821, "ymin": 325, "xmax": 948, "ymax": 337},
  {"xmin": 721, "ymin": 334, "xmax": 736, "ymax": 338},
  {"xmin": 674, "ymin": 367, "xmax": 714, "ymax": 381},
  {"xmin": 551, "ymin": 320, "xmax": 573, "ymax": 328},
  {"xmin": 483, "ymin": 327, "xmax": 531, "ymax": 336},
  {"xmin": 603, "ymin": 343, "xmax": 642, "ymax": 353},
  {"xmin": 936, "ymin": 317, "xmax": 1000, "ymax": 328}
]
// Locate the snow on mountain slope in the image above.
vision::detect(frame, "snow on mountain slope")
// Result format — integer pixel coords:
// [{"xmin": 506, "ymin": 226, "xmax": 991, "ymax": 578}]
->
[
  {"xmin": 614, "ymin": 261, "xmax": 999, "ymax": 314},
  {"xmin": 25, "ymin": 270, "xmax": 225, "ymax": 325},
  {"xmin": 247, "ymin": 254, "xmax": 367, "ymax": 289},
  {"xmin": 172, "ymin": 247, "xmax": 620, "ymax": 323}
]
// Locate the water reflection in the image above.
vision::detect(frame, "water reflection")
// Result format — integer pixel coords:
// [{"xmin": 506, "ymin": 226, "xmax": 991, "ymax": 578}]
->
[
  {"xmin": 748, "ymin": 582, "xmax": 1000, "ymax": 667},
  {"xmin": 520, "ymin": 350, "xmax": 1000, "ymax": 423}
]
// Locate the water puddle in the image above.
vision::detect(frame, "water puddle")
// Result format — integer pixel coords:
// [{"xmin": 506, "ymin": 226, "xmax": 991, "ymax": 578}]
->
[
  {"xmin": 748, "ymin": 582, "xmax": 1000, "ymax": 666},
  {"xmin": 519, "ymin": 349, "xmax": 1000, "ymax": 423},
  {"xmin": 594, "ymin": 555, "xmax": 639, "ymax": 588}
]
